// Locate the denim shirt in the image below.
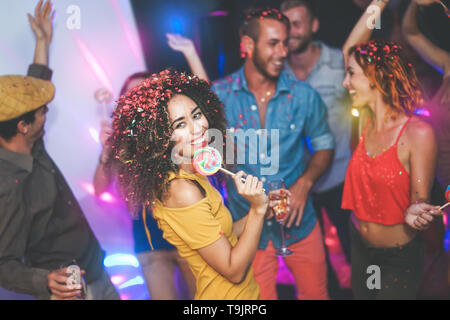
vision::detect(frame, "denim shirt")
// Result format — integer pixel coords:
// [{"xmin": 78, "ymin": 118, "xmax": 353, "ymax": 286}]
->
[
  {"xmin": 285, "ymin": 41, "xmax": 352, "ymax": 193},
  {"xmin": 212, "ymin": 68, "xmax": 334, "ymax": 249}
]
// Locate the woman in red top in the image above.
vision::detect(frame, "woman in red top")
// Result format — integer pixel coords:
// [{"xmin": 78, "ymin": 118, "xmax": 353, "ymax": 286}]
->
[{"xmin": 341, "ymin": 0, "xmax": 442, "ymax": 299}]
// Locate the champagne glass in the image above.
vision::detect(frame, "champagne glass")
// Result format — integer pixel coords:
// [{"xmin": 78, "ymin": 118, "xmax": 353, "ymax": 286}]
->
[{"xmin": 267, "ymin": 179, "xmax": 293, "ymax": 257}]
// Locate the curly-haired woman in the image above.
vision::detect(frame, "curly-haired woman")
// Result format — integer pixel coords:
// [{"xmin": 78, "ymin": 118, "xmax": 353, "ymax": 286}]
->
[
  {"xmin": 106, "ymin": 69, "xmax": 279, "ymax": 300},
  {"xmin": 341, "ymin": 0, "xmax": 442, "ymax": 300}
]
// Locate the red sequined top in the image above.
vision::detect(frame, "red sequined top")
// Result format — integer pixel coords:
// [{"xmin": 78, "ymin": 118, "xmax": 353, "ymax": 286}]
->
[{"xmin": 342, "ymin": 117, "xmax": 412, "ymax": 225}]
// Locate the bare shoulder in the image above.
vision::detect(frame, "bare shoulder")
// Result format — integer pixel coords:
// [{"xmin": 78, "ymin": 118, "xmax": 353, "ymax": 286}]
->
[
  {"xmin": 404, "ymin": 116, "xmax": 435, "ymax": 143},
  {"xmin": 163, "ymin": 178, "xmax": 205, "ymax": 208}
]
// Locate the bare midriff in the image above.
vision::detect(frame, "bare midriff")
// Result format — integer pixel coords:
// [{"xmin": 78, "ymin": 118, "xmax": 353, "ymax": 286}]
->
[{"xmin": 351, "ymin": 213, "xmax": 417, "ymax": 247}]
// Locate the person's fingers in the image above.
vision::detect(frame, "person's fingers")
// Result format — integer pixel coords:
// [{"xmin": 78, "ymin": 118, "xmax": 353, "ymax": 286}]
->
[
  {"xmin": 42, "ymin": 0, "xmax": 50, "ymax": 18},
  {"xmin": 27, "ymin": 14, "xmax": 37, "ymax": 30},
  {"xmin": 295, "ymin": 206, "xmax": 304, "ymax": 226},
  {"xmin": 430, "ymin": 206, "xmax": 443, "ymax": 215},
  {"xmin": 414, "ymin": 218, "xmax": 424, "ymax": 230},
  {"xmin": 420, "ymin": 213, "xmax": 434, "ymax": 222},
  {"xmin": 49, "ymin": 279, "xmax": 78, "ymax": 292},
  {"xmin": 51, "ymin": 288, "xmax": 81, "ymax": 299},
  {"xmin": 35, "ymin": 0, "xmax": 43, "ymax": 18},
  {"xmin": 416, "ymin": 216, "xmax": 428, "ymax": 226},
  {"xmin": 250, "ymin": 176, "xmax": 259, "ymax": 194},
  {"xmin": 50, "ymin": 273, "xmax": 70, "ymax": 285},
  {"xmin": 44, "ymin": 0, "xmax": 52, "ymax": 19},
  {"xmin": 242, "ymin": 174, "xmax": 253, "ymax": 194},
  {"xmin": 234, "ymin": 171, "xmax": 245, "ymax": 192},
  {"xmin": 286, "ymin": 207, "xmax": 297, "ymax": 228},
  {"xmin": 257, "ymin": 181, "xmax": 264, "ymax": 193}
]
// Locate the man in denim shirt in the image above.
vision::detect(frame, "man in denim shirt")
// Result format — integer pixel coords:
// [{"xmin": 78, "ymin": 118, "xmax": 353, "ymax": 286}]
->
[
  {"xmin": 212, "ymin": 8, "xmax": 334, "ymax": 300},
  {"xmin": 281, "ymin": 0, "xmax": 353, "ymax": 298}
]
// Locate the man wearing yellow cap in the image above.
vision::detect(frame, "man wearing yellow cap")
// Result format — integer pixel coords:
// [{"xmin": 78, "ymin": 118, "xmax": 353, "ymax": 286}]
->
[{"xmin": 0, "ymin": 1, "xmax": 118, "ymax": 300}]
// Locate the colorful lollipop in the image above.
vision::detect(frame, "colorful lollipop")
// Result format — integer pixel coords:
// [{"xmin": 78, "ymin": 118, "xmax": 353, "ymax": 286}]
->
[
  {"xmin": 192, "ymin": 147, "xmax": 264, "ymax": 190},
  {"xmin": 439, "ymin": 185, "xmax": 450, "ymax": 211},
  {"xmin": 438, "ymin": 1, "xmax": 450, "ymax": 18},
  {"xmin": 192, "ymin": 147, "xmax": 222, "ymax": 176}
]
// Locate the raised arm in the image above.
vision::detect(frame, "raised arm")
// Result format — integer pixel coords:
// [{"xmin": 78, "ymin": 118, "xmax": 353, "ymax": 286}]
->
[
  {"xmin": 166, "ymin": 33, "xmax": 210, "ymax": 81},
  {"xmin": 93, "ymin": 121, "xmax": 114, "ymax": 195},
  {"xmin": 342, "ymin": 0, "xmax": 390, "ymax": 65},
  {"xmin": 28, "ymin": 0, "xmax": 54, "ymax": 66},
  {"xmin": 402, "ymin": 0, "xmax": 450, "ymax": 76}
]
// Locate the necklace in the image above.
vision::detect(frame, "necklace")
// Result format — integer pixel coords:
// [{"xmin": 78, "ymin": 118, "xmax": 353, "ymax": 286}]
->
[{"xmin": 260, "ymin": 91, "xmax": 272, "ymax": 103}]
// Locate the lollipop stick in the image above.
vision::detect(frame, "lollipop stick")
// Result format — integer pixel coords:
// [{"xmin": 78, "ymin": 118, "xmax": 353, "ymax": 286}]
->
[
  {"xmin": 219, "ymin": 167, "xmax": 246, "ymax": 183},
  {"xmin": 439, "ymin": 1, "xmax": 448, "ymax": 11},
  {"xmin": 218, "ymin": 167, "xmax": 266, "ymax": 192},
  {"xmin": 439, "ymin": 202, "xmax": 450, "ymax": 211}
]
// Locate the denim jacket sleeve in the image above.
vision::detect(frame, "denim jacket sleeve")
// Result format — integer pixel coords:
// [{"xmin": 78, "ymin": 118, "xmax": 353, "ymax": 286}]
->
[{"xmin": 304, "ymin": 90, "xmax": 335, "ymax": 151}]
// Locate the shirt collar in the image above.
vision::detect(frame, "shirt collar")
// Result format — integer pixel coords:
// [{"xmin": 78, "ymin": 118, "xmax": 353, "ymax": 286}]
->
[
  {"xmin": 312, "ymin": 41, "xmax": 331, "ymax": 68},
  {"xmin": 0, "ymin": 147, "xmax": 33, "ymax": 172},
  {"xmin": 233, "ymin": 66, "xmax": 290, "ymax": 96},
  {"xmin": 284, "ymin": 41, "xmax": 331, "ymax": 79}
]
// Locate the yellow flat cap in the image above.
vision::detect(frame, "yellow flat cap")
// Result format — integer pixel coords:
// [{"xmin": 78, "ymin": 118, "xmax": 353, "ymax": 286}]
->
[{"xmin": 0, "ymin": 75, "xmax": 55, "ymax": 122}]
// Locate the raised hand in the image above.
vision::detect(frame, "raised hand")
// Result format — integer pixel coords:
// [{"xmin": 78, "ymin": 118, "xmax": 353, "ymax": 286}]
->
[
  {"xmin": 166, "ymin": 33, "xmax": 196, "ymax": 56},
  {"xmin": 234, "ymin": 171, "xmax": 268, "ymax": 216},
  {"xmin": 28, "ymin": 0, "xmax": 55, "ymax": 46},
  {"xmin": 285, "ymin": 177, "xmax": 312, "ymax": 228}
]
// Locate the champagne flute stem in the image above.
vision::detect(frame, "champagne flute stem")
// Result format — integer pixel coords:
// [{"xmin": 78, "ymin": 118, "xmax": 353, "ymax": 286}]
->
[{"xmin": 280, "ymin": 221, "xmax": 287, "ymax": 249}]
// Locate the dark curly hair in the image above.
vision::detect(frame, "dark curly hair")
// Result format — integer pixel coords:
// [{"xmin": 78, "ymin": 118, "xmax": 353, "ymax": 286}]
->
[
  {"xmin": 349, "ymin": 40, "xmax": 423, "ymax": 118},
  {"xmin": 239, "ymin": 7, "xmax": 290, "ymax": 41},
  {"xmin": 106, "ymin": 69, "xmax": 228, "ymax": 212}
]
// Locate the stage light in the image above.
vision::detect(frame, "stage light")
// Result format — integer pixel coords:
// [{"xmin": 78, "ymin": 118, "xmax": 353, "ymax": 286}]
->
[
  {"xmin": 170, "ymin": 17, "xmax": 184, "ymax": 34},
  {"xmin": 104, "ymin": 254, "xmax": 140, "ymax": 268},
  {"xmin": 75, "ymin": 36, "xmax": 114, "ymax": 92},
  {"xmin": 414, "ymin": 108, "xmax": 431, "ymax": 117},
  {"xmin": 89, "ymin": 127, "xmax": 100, "ymax": 143},
  {"xmin": 100, "ymin": 192, "xmax": 116, "ymax": 203},
  {"xmin": 111, "ymin": 275, "xmax": 126, "ymax": 286},
  {"xmin": 118, "ymin": 276, "xmax": 145, "ymax": 289},
  {"xmin": 208, "ymin": 11, "xmax": 228, "ymax": 17},
  {"xmin": 81, "ymin": 182, "xmax": 95, "ymax": 195}
]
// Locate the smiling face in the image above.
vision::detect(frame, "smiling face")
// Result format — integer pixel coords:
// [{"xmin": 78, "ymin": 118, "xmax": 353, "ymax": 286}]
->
[
  {"xmin": 168, "ymin": 94, "xmax": 209, "ymax": 160},
  {"xmin": 342, "ymin": 54, "xmax": 377, "ymax": 108},
  {"xmin": 251, "ymin": 19, "xmax": 289, "ymax": 80},
  {"xmin": 282, "ymin": 6, "xmax": 317, "ymax": 54}
]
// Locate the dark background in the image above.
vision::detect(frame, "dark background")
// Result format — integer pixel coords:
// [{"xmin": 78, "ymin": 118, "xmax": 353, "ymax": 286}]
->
[{"xmin": 130, "ymin": 0, "xmax": 449, "ymax": 88}]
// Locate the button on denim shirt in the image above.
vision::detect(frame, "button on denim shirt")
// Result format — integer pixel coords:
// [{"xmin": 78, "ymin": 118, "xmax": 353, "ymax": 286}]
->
[
  {"xmin": 285, "ymin": 41, "xmax": 352, "ymax": 193},
  {"xmin": 212, "ymin": 68, "xmax": 334, "ymax": 249}
]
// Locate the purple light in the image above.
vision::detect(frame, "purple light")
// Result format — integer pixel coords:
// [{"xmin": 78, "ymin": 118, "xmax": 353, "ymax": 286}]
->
[
  {"xmin": 81, "ymin": 182, "xmax": 95, "ymax": 195},
  {"xmin": 414, "ymin": 108, "xmax": 431, "ymax": 117},
  {"xmin": 75, "ymin": 36, "xmax": 114, "ymax": 92},
  {"xmin": 100, "ymin": 192, "xmax": 116, "ymax": 203},
  {"xmin": 111, "ymin": 275, "xmax": 126, "ymax": 286},
  {"xmin": 208, "ymin": 11, "xmax": 228, "ymax": 17}
]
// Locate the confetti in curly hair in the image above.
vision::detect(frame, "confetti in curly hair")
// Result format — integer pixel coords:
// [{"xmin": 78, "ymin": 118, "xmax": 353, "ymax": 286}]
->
[
  {"xmin": 349, "ymin": 40, "xmax": 423, "ymax": 118},
  {"xmin": 105, "ymin": 69, "xmax": 228, "ymax": 213}
]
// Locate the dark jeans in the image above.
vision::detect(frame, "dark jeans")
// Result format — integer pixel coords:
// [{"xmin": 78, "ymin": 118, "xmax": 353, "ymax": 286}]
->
[{"xmin": 350, "ymin": 222, "xmax": 425, "ymax": 300}]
